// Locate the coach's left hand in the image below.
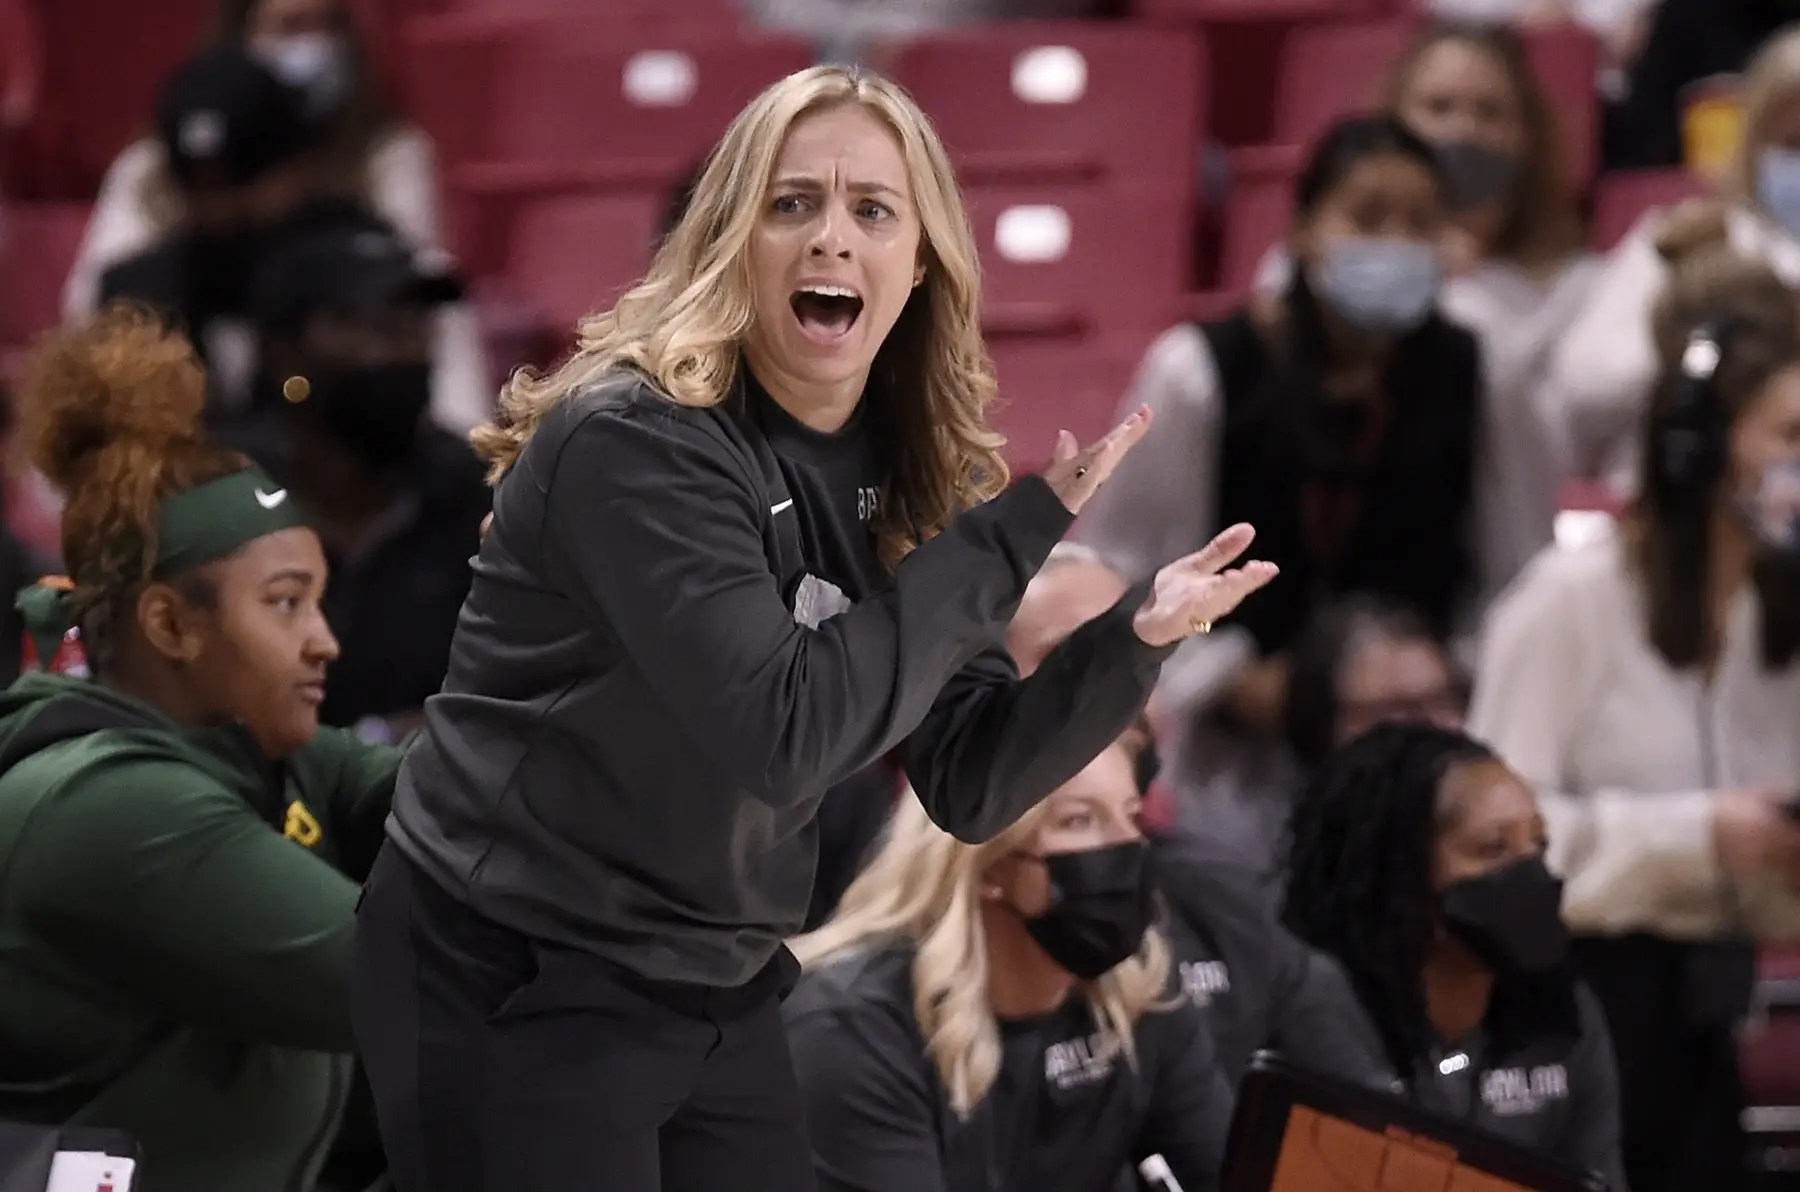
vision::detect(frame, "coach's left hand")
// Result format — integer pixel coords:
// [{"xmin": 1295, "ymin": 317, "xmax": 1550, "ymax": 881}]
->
[{"xmin": 1132, "ymin": 523, "xmax": 1278, "ymax": 647}]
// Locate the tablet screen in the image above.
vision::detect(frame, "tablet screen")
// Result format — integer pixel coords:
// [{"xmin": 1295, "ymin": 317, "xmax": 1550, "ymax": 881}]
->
[{"xmin": 1268, "ymin": 1104, "xmax": 1539, "ymax": 1192}]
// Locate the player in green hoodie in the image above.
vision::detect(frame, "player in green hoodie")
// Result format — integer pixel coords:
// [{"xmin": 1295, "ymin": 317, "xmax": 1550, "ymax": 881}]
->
[{"xmin": 0, "ymin": 307, "xmax": 404, "ymax": 1192}]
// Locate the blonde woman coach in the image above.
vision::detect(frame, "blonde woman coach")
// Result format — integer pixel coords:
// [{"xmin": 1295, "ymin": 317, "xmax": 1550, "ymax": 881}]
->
[{"xmin": 351, "ymin": 65, "xmax": 1275, "ymax": 1192}]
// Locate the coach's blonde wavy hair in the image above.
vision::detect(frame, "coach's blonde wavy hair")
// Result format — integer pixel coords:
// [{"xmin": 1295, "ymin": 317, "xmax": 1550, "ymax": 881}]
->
[
  {"xmin": 790, "ymin": 781, "xmax": 1172, "ymax": 1117},
  {"xmin": 473, "ymin": 65, "xmax": 1007, "ymax": 567}
]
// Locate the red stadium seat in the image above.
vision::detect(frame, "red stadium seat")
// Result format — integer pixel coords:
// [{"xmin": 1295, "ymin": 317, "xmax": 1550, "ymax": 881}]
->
[
  {"xmin": 987, "ymin": 336, "xmax": 1152, "ymax": 473},
  {"xmin": 489, "ymin": 190, "xmax": 666, "ymax": 337},
  {"xmin": 15, "ymin": 0, "xmax": 215, "ymax": 196},
  {"xmin": 1269, "ymin": 18, "xmax": 1416, "ymax": 151},
  {"xmin": 1133, "ymin": 0, "xmax": 1391, "ymax": 22},
  {"xmin": 434, "ymin": 0, "xmax": 732, "ymax": 13},
  {"xmin": 396, "ymin": 14, "xmax": 510, "ymax": 170},
  {"xmin": 883, "ymin": 23, "xmax": 1204, "ymax": 191},
  {"xmin": 0, "ymin": 0, "xmax": 43, "ymax": 144},
  {"xmin": 445, "ymin": 32, "xmax": 812, "ymax": 197},
  {"xmin": 2, "ymin": 201, "xmax": 88, "ymax": 349},
  {"xmin": 1216, "ymin": 17, "xmax": 1414, "ymax": 184},
  {"xmin": 1590, "ymin": 167, "xmax": 1710, "ymax": 251},
  {"xmin": 1520, "ymin": 22, "xmax": 1599, "ymax": 190},
  {"xmin": 965, "ymin": 185, "xmax": 1190, "ymax": 340},
  {"xmin": 1213, "ymin": 170, "xmax": 1293, "ymax": 295},
  {"xmin": 397, "ymin": 7, "xmax": 753, "ymax": 171},
  {"xmin": 1226, "ymin": 18, "xmax": 1598, "ymax": 193}
]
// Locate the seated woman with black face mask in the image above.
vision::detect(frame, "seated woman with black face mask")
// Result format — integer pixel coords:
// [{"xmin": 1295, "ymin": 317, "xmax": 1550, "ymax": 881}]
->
[
  {"xmin": 786, "ymin": 739, "xmax": 1232, "ymax": 1192},
  {"xmin": 1280, "ymin": 723, "xmax": 1627, "ymax": 1190}
]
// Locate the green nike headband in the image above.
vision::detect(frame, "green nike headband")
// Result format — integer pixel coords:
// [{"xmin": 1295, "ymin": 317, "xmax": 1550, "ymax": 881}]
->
[
  {"xmin": 149, "ymin": 468, "xmax": 307, "ymax": 579},
  {"xmin": 15, "ymin": 469, "xmax": 309, "ymax": 665}
]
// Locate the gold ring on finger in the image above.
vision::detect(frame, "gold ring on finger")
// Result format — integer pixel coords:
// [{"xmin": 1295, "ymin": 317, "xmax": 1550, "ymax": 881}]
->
[{"xmin": 1190, "ymin": 617, "xmax": 1212, "ymax": 636}]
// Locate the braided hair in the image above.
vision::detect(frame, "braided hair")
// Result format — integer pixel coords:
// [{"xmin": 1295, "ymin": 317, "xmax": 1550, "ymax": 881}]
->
[{"xmin": 1280, "ymin": 722, "xmax": 1495, "ymax": 1079}]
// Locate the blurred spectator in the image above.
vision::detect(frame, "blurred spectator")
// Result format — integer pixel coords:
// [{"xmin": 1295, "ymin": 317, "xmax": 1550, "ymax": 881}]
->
[
  {"xmin": 1079, "ymin": 116, "xmax": 1479, "ymax": 800},
  {"xmin": 1471, "ymin": 225, "xmax": 1800, "ymax": 1192},
  {"xmin": 224, "ymin": 200, "xmax": 487, "ymax": 739},
  {"xmin": 67, "ymin": 0, "xmax": 433, "ymax": 305},
  {"xmin": 1428, "ymin": 0, "xmax": 1656, "ymax": 86},
  {"xmin": 1282, "ymin": 723, "xmax": 1628, "ymax": 1190},
  {"xmin": 0, "ymin": 307, "xmax": 402, "ymax": 1192},
  {"xmin": 1385, "ymin": 23, "xmax": 1595, "ymax": 615},
  {"xmin": 1188, "ymin": 594, "xmax": 1466, "ymax": 868},
  {"xmin": 1263, "ymin": 23, "xmax": 1596, "ymax": 619},
  {"xmin": 65, "ymin": 0, "xmax": 490, "ymax": 433},
  {"xmin": 1549, "ymin": 27, "xmax": 1800, "ymax": 491},
  {"xmin": 94, "ymin": 46, "xmax": 323, "ymax": 410},
  {"xmin": 1607, "ymin": 0, "xmax": 1796, "ymax": 170},
  {"xmin": 786, "ymin": 745, "xmax": 1234, "ymax": 1192}
]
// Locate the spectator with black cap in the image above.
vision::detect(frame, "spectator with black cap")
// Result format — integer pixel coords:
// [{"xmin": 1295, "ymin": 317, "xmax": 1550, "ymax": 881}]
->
[
  {"xmin": 90, "ymin": 46, "xmax": 491, "ymax": 437},
  {"xmin": 227, "ymin": 200, "xmax": 487, "ymax": 741},
  {"xmin": 95, "ymin": 44, "xmax": 326, "ymax": 413}
]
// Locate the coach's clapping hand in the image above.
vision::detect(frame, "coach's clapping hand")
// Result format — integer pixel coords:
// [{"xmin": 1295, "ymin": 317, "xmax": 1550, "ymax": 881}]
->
[
  {"xmin": 1132, "ymin": 523, "xmax": 1278, "ymax": 648},
  {"xmin": 1042, "ymin": 406, "xmax": 1153, "ymax": 514}
]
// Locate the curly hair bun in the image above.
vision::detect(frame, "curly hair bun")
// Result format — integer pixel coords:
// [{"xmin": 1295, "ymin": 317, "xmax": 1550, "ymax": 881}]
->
[{"xmin": 20, "ymin": 304, "xmax": 208, "ymax": 493}]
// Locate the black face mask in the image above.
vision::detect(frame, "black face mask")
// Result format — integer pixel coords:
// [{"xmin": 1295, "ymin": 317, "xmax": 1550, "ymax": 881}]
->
[
  {"xmin": 288, "ymin": 360, "xmax": 432, "ymax": 472},
  {"xmin": 1433, "ymin": 139, "xmax": 1519, "ymax": 214},
  {"xmin": 1019, "ymin": 841, "xmax": 1154, "ymax": 980},
  {"xmin": 1440, "ymin": 855, "xmax": 1569, "ymax": 976},
  {"xmin": 186, "ymin": 231, "xmax": 260, "ymax": 317}
]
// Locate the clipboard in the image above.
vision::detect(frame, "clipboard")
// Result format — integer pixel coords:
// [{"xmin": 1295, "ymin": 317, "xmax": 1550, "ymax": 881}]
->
[{"xmin": 1220, "ymin": 1054, "xmax": 1610, "ymax": 1192}]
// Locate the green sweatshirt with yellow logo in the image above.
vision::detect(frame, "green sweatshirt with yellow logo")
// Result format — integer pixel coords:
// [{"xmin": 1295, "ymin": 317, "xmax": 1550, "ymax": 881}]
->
[{"xmin": 0, "ymin": 672, "xmax": 400, "ymax": 1192}]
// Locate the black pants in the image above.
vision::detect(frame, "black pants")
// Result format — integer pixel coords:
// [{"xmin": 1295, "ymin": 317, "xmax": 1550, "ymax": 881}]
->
[
  {"xmin": 1574, "ymin": 934, "xmax": 1750, "ymax": 1192},
  {"xmin": 351, "ymin": 845, "xmax": 817, "ymax": 1192}
]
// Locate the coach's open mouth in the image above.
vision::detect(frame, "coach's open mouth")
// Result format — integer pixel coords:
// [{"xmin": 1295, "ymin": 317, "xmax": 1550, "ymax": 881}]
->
[{"xmin": 791, "ymin": 284, "xmax": 864, "ymax": 343}]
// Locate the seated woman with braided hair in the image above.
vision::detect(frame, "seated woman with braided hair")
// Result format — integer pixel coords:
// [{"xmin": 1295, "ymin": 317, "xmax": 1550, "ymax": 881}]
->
[
  {"xmin": 0, "ymin": 306, "xmax": 404, "ymax": 1192},
  {"xmin": 1280, "ymin": 723, "xmax": 1627, "ymax": 1190}
]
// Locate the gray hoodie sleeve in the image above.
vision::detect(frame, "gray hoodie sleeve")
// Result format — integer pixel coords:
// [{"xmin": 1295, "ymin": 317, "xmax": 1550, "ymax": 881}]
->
[{"xmin": 901, "ymin": 584, "xmax": 1174, "ymax": 843}]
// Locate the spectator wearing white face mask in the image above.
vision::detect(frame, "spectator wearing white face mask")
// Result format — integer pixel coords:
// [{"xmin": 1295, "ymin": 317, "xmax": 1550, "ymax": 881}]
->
[
  {"xmin": 1546, "ymin": 26, "xmax": 1800, "ymax": 493},
  {"xmin": 61, "ymin": 0, "xmax": 491, "ymax": 436},
  {"xmin": 1078, "ymin": 115, "xmax": 1482, "ymax": 809},
  {"xmin": 1253, "ymin": 23, "xmax": 1595, "ymax": 627}
]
